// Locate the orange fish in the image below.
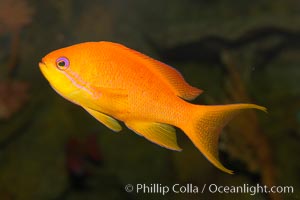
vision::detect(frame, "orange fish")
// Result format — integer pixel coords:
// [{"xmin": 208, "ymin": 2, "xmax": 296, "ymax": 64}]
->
[{"xmin": 39, "ymin": 41, "xmax": 266, "ymax": 174}]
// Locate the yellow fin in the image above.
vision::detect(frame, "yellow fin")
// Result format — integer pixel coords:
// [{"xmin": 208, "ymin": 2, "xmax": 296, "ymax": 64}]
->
[
  {"xmin": 83, "ymin": 106, "xmax": 122, "ymax": 132},
  {"xmin": 182, "ymin": 104, "xmax": 267, "ymax": 174},
  {"xmin": 107, "ymin": 42, "xmax": 202, "ymax": 100},
  {"xmin": 125, "ymin": 121, "xmax": 182, "ymax": 151}
]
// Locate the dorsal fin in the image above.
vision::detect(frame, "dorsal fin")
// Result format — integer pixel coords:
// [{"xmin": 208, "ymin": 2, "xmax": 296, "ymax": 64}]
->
[
  {"xmin": 141, "ymin": 57, "xmax": 202, "ymax": 101},
  {"xmin": 104, "ymin": 42, "xmax": 202, "ymax": 101}
]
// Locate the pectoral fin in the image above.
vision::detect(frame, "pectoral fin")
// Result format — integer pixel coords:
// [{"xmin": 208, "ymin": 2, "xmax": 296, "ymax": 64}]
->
[
  {"xmin": 125, "ymin": 121, "xmax": 182, "ymax": 151},
  {"xmin": 83, "ymin": 106, "xmax": 122, "ymax": 132},
  {"xmin": 86, "ymin": 85, "xmax": 128, "ymax": 114}
]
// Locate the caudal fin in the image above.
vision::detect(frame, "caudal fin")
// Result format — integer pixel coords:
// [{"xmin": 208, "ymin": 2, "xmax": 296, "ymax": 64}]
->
[{"xmin": 182, "ymin": 104, "xmax": 267, "ymax": 174}]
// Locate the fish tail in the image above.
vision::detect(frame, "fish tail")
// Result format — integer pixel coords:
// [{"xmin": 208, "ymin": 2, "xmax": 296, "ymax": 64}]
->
[{"xmin": 181, "ymin": 103, "xmax": 267, "ymax": 174}]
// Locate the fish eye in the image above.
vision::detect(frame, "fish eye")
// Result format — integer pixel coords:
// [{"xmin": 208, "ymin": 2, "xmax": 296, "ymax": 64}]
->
[{"xmin": 56, "ymin": 57, "xmax": 69, "ymax": 70}]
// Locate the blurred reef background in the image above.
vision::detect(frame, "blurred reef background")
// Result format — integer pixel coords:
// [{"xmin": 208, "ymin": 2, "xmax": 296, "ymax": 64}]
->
[{"xmin": 0, "ymin": 0, "xmax": 299, "ymax": 199}]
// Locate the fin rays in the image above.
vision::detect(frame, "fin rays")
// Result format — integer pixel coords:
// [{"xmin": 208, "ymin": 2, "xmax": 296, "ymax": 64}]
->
[
  {"xmin": 107, "ymin": 42, "xmax": 202, "ymax": 100},
  {"xmin": 125, "ymin": 121, "xmax": 182, "ymax": 151},
  {"xmin": 182, "ymin": 104, "xmax": 266, "ymax": 174},
  {"xmin": 83, "ymin": 106, "xmax": 122, "ymax": 132}
]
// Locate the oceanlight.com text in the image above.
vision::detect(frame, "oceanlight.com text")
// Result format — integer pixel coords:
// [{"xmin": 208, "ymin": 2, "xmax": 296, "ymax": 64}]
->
[{"xmin": 124, "ymin": 183, "xmax": 294, "ymax": 196}]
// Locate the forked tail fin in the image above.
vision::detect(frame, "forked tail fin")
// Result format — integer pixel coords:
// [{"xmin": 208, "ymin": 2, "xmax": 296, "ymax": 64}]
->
[{"xmin": 181, "ymin": 104, "xmax": 267, "ymax": 174}]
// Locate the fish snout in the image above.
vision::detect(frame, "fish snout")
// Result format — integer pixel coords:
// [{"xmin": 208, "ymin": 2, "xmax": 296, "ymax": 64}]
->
[
  {"xmin": 38, "ymin": 59, "xmax": 49, "ymax": 77},
  {"xmin": 39, "ymin": 59, "xmax": 47, "ymax": 68}
]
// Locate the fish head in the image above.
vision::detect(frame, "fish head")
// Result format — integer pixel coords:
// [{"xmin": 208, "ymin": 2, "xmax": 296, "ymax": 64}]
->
[{"xmin": 39, "ymin": 43, "xmax": 97, "ymax": 104}]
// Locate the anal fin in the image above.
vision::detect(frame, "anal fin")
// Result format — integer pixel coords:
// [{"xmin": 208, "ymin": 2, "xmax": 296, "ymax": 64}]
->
[
  {"xmin": 83, "ymin": 106, "xmax": 122, "ymax": 132},
  {"xmin": 125, "ymin": 121, "xmax": 182, "ymax": 151}
]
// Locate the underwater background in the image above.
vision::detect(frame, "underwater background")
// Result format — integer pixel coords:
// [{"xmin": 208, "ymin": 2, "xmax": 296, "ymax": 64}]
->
[{"xmin": 0, "ymin": 0, "xmax": 299, "ymax": 199}]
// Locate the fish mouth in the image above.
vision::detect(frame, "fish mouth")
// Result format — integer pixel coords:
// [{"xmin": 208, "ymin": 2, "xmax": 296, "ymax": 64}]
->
[
  {"xmin": 39, "ymin": 61, "xmax": 46, "ymax": 68},
  {"xmin": 38, "ymin": 60, "xmax": 49, "ymax": 78}
]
